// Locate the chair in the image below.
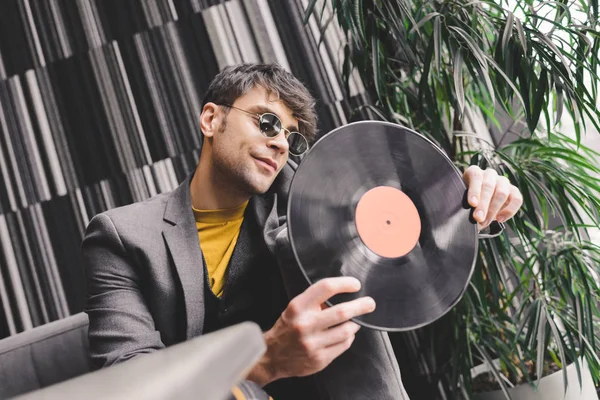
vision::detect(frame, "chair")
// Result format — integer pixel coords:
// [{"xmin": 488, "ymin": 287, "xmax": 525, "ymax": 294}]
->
[
  {"xmin": 0, "ymin": 313, "xmax": 91, "ymax": 399},
  {"xmin": 0, "ymin": 313, "xmax": 269, "ymax": 400},
  {"xmin": 15, "ymin": 322, "xmax": 266, "ymax": 400}
]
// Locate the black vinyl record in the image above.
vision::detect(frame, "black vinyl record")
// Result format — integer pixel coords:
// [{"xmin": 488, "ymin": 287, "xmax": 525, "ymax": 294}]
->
[{"xmin": 287, "ymin": 121, "xmax": 478, "ymax": 331}]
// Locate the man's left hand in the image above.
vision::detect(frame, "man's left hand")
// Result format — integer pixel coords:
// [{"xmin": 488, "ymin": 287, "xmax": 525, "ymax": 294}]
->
[{"xmin": 463, "ymin": 165, "xmax": 524, "ymax": 229}]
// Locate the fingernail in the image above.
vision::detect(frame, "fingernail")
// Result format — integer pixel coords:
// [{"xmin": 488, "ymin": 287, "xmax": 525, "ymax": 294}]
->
[
  {"xmin": 475, "ymin": 210, "xmax": 485, "ymax": 220},
  {"xmin": 367, "ymin": 297, "xmax": 376, "ymax": 311},
  {"xmin": 497, "ymin": 216, "xmax": 505, "ymax": 223},
  {"xmin": 470, "ymin": 196, "xmax": 478, "ymax": 206}
]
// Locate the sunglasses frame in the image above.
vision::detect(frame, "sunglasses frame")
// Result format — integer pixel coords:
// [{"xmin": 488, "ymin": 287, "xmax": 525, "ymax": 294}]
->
[{"xmin": 219, "ymin": 104, "xmax": 309, "ymax": 156}]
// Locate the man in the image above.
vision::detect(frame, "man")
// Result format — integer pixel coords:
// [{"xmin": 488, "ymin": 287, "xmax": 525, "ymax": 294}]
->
[{"xmin": 82, "ymin": 63, "xmax": 523, "ymax": 399}]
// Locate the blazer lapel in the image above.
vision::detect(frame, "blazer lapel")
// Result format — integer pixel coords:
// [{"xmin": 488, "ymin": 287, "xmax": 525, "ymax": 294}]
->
[
  {"xmin": 223, "ymin": 197, "xmax": 271, "ymax": 299},
  {"xmin": 254, "ymin": 161, "xmax": 313, "ymax": 300},
  {"xmin": 160, "ymin": 160, "xmax": 297, "ymax": 339},
  {"xmin": 255, "ymin": 159, "xmax": 296, "ymax": 243},
  {"xmin": 162, "ymin": 174, "xmax": 205, "ymax": 339}
]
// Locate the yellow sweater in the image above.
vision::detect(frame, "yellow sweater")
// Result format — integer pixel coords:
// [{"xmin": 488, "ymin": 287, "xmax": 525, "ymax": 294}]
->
[{"xmin": 192, "ymin": 201, "xmax": 248, "ymax": 297}]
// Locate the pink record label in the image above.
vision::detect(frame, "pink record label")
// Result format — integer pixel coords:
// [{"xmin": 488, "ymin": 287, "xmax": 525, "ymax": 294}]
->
[{"xmin": 355, "ymin": 186, "xmax": 421, "ymax": 258}]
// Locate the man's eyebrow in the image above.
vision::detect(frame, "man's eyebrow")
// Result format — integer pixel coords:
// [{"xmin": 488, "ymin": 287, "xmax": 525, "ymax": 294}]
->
[{"xmin": 248, "ymin": 105, "xmax": 300, "ymax": 132}]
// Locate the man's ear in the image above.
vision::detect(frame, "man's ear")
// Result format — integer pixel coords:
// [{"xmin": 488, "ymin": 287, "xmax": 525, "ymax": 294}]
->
[{"xmin": 200, "ymin": 102, "xmax": 219, "ymax": 138}]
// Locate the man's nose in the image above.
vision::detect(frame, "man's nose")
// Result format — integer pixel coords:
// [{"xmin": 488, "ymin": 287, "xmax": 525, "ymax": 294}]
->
[{"xmin": 266, "ymin": 131, "xmax": 289, "ymax": 153}]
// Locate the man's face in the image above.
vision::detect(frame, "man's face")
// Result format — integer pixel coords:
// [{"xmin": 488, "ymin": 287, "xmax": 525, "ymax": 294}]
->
[{"xmin": 206, "ymin": 86, "xmax": 297, "ymax": 196}]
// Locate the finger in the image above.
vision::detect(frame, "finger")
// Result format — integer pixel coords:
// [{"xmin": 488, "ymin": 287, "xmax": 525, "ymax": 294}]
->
[
  {"xmin": 314, "ymin": 320, "xmax": 361, "ymax": 348},
  {"xmin": 321, "ymin": 332, "xmax": 357, "ymax": 363},
  {"xmin": 288, "ymin": 277, "xmax": 361, "ymax": 313},
  {"xmin": 315, "ymin": 297, "xmax": 376, "ymax": 329},
  {"xmin": 473, "ymin": 169, "xmax": 498, "ymax": 223},
  {"xmin": 463, "ymin": 166, "xmax": 484, "ymax": 207},
  {"xmin": 482, "ymin": 176, "xmax": 511, "ymax": 226},
  {"xmin": 496, "ymin": 186, "xmax": 524, "ymax": 223},
  {"xmin": 302, "ymin": 334, "xmax": 357, "ymax": 375}
]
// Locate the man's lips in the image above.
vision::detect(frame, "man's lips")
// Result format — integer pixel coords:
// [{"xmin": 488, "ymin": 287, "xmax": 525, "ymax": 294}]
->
[{"xmin": 254, "ymin": 156, "xmax": 278, "ymax": 172}]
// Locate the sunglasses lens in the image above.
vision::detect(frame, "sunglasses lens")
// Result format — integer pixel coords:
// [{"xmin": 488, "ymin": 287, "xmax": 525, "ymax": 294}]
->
[
  {"xmin": 288, "ymin": 132, "xmax": 308, "ymax": 155},
  {"xmin": 259, "ymin": 113, "xmax": 281, "ymax": 137},
  {"xmin": 257, "ymin": 111, "xmax": 308, "ymax": 155}
]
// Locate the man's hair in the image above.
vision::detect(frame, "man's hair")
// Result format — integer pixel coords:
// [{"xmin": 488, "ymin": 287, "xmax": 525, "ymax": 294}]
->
[{"xmin": 202, "ymin": 63, "xmax": 318, "ymax": 141}]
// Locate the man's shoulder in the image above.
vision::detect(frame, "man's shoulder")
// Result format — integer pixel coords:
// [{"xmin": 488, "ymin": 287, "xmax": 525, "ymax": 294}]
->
[
  {"xmin": 94, "ymin": 190, "xmax": 172, "ymax": 232},
  {"xmin": 82, "ymin": 189, "xmax": 178, "ymax": 261}
]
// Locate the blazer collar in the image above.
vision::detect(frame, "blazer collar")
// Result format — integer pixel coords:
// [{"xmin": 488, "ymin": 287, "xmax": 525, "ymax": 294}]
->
[
  {"xmin": 161, "ymin": 161, "xmax": 297, "ymax": 338},
  {"xmin": 162, "ymin": 174, "xmax": 205, "ymax": 338},
  {"xmin": 163, "ymin": 174, "xmax": 194, "ymax": 226},
  {"xmin": 165, "ymin": 160, "xmax": 297, "ymax": 230}
]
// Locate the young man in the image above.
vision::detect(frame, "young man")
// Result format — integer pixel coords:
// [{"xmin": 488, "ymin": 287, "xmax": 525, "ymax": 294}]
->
[{"xmin": 82, "ymin": 63, "xmax": 523, "ymax": 399}]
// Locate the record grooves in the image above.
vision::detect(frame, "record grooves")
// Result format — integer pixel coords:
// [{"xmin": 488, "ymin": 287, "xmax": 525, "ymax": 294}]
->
[{"xmin": 287, "ymin": 121, "xmax": 478, "ymax": 331}]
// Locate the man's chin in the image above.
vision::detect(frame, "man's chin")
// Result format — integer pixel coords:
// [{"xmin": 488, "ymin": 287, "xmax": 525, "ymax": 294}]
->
[
  {"xmin": 248, "ymin": 177, "xmax": 276, "ymax": 195},
  {"xmin": 252, "ymin": 183, "xmax": 273, "ymax": 195}
]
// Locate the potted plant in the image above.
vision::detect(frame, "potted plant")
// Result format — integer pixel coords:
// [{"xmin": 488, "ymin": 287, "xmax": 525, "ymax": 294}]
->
[{"xmin": 305, "ymin": 0, "xmax": 600, "ymax": 398}]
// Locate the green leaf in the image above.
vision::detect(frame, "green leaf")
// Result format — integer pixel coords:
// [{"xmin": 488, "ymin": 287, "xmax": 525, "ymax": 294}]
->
[
  {"xmin": 536, "ymin": 305, "xmax": 547, "ymax": 383},
  {"xmin": 354, "ymin": 0, "xmax": 365, "ymax": 39},
  {"xmin": 419, "ymin": 35, "xmax": 435, "ymax": 102},
  {"xmin": 316, "ymin": 14, "xmax": 336, "ymax": 48},
  {"xmin": 485, "ymin": 54, "xmax": 527, "ymax": 113},
  {"xmin": 547, "ymin": 313, "xmax": 570, "ymax": 391},
  {"xmin": 531, "ymin": 69, "xmax": 549, "ymax": 131},
  {"xmin": 531, "ymin": 30, "xmax": 574, "ymax": 82},
  {"xmin": 555, "ymin": 79, "xmax": 564, "ymax": 125},
  {"xmin": 453, "ymin": 50, "xmax": 465, "ymax": 116},
  {"xmin": 448, "ymin": 26, "xmax": 488, "ymax": 68},
  {"xmin": 515, "ymin": 16, "xmax": 527, "ymax": 53},
  {"xmin": 371, "ymin": 35, "xmax": 382, "ymax": 101},
  {"xmin": 303, "ymin": 0, "xmax": 319, "ymax": 24},
  {"xmin": 570, "ymin": 97, "xmax": 582, "ymax": 144},
  {"xmin": 316, "ymin": 2, "xmax": 600, "ymax": 395},
  {"xmin": 473, "ymin": 341, "xmax": 512, "ymax": 398},
  {"xmin": 502, "ymin": 11, "xmax": 514, "ymax": 57},
  {"xmin": 434, "ymin": 16, "xmax": 442, "ymax": 71},
  {"xmin": 409, "ymin": 12, "xmax": 440, "ymax": 35},
  {"xmin": 473, "ymin": 58, "xmax": 497, "ymax": 106}
]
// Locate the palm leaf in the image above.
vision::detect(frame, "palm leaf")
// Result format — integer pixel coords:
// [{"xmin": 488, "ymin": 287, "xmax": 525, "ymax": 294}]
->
[{"xmin": 305, "ymin": 0, "xmax": 600, "ymax": 396}]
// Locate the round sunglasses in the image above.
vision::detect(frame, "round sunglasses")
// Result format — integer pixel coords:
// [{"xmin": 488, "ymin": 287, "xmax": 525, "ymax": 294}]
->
[{"xmin": 219, "ymin": 104, "xmax": 309, "ymax": 156}]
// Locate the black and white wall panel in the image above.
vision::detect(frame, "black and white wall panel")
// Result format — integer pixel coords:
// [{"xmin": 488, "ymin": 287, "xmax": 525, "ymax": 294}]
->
[{"xmin": 0, "ymin": 0, "xmax": 370, "ymax": 338}]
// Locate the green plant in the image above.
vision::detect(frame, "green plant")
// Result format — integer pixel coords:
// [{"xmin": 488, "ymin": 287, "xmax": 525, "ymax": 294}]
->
[{"xmin": 305, "ymin": 0, "xmax": 600, "ymax": 397}]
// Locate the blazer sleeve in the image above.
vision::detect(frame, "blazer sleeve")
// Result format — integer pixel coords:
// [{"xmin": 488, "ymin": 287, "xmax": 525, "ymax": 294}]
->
[
  {"xmin": 82, "ymin": 213, "xmax": 165, "ymax": 368},
  {"xmin": 266, "ymin": 223, "xmax": 411, "ymax": 400}
]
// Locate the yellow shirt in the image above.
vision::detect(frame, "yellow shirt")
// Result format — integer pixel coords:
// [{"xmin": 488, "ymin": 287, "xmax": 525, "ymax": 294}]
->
[{"xmin": 193, "ymin": 201, "xmax": 248, "ymax": 297}]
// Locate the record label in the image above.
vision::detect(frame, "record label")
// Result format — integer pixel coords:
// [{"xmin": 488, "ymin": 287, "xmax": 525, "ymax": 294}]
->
[{"xmin": 355, "ymin": 186, "xmax": 421, "ymax": 258}]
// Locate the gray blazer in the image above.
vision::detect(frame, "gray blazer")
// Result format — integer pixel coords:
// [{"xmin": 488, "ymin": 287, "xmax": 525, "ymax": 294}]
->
[{"xmin": 82, "ymin": 160, "xmax": 410, "ymax": 400}]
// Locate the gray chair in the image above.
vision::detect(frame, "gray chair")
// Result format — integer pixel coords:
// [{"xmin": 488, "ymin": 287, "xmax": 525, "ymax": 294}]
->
[
  {"xmin": 0, "ymin": 314, "xmax": 268, "ymax": 400},
  {"xmin": 15, "ymin": 322, "xmax": 266, "ymax": 400},
  {"xmin": 0, "ymin": 313, "xmax": 91, "ymax": 399}
]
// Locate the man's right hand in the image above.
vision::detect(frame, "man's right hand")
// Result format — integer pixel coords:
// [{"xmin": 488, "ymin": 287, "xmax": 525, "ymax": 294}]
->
[{"xmin": 246, "ymin": 277, "xmax": 376, "ymax": 386}]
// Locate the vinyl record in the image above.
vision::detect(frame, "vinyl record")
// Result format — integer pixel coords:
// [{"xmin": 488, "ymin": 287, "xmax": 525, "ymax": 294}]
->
[{"xmin": 287, "ymin": 121, "xmax": 478, "ymax": 331}]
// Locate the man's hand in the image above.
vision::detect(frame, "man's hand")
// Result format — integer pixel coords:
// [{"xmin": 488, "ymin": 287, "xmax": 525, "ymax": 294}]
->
[
  {"xmin": 463, "ymin": 165, "xmax": 524, "ymax": 229},
  {"xmin": 247, "ymin": 277, "xmax": 375, "ymax": 386}
]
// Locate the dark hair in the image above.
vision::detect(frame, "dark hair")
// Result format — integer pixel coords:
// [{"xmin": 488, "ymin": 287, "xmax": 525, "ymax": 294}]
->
[{"xmin": 202, "ymin": 63, "xmax": 318, "ymax": 141}]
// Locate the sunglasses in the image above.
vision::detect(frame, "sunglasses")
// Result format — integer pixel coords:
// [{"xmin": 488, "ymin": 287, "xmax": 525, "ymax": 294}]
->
[{"xmin": 219, "ymin": 104, "xmax": 309, "ymax": 156}]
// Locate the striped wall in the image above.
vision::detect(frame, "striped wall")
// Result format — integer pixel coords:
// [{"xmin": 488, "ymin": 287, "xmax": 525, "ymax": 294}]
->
[{"xmin": 0, "ymin": 0, "xmax": 368, "ymax": 338}]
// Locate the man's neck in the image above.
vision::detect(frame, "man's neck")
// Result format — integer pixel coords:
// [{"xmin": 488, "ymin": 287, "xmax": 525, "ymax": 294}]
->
[{"xmin": 190, "ymin": 153, "xmax": 249, "ymax": 210}]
